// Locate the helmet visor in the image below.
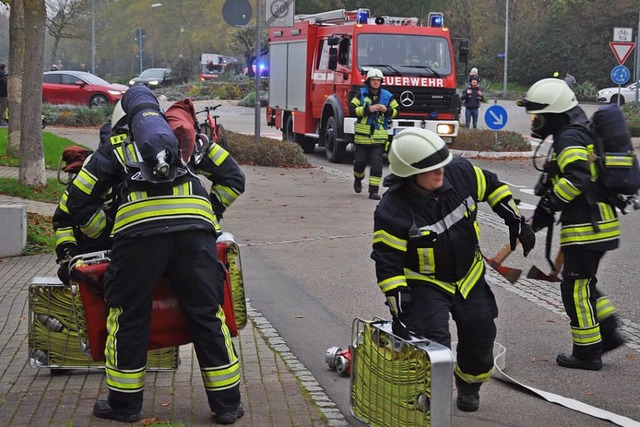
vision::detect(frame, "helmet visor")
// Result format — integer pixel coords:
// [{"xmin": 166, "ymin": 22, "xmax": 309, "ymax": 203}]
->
[{"xmin": 516, "ymin": 98, "xmax": 549, "ymax": 112}]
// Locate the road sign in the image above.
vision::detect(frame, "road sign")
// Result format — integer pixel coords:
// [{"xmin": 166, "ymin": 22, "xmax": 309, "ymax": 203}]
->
[
  {"xmin": 611, "ymin": 65, "xmax": 630, "ymax": 85},
  {"xmin": 614, "ymin": 27, "xmax": 633, "ymax": 42},
  {"xmin": 485, "ymin": 105, "xmax": 508, "ymax": 131},
  {"xmin": 609, "ymin": 41, "xmax": 636, "ymax": 65},
  {"xmin": 266, "ymin": 0, "xmax": 295, "ymax": 27}
]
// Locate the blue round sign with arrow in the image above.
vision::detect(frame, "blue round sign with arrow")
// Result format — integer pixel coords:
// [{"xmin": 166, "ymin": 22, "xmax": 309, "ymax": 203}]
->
[
  {"xmin": 611, "ymin": 65, "xmax": 630, "ymax": 85},
  {"xmin": 484, "ymin": 105, "xmax": 508, "ymax": 131}
]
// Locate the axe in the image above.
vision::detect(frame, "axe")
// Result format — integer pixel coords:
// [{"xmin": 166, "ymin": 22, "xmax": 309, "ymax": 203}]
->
[
  {"xmin": 483, "ymin": 242, "xmax": 522, "ymax": 284},
  {"xmin": 526, "ymin": 249, "xmax": 563, "ymax": 282}
]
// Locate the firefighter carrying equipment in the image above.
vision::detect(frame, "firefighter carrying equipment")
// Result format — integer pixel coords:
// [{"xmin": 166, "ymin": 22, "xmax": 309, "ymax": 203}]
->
[{"xmin": 388, "ymin": 128, "xmax": 453, "ymax": 177}]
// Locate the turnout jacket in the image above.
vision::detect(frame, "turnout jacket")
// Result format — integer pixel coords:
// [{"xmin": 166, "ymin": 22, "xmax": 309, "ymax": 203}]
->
[
  {"xmin": 53, "ymin": 126, "xmax": 245, "ymax": 256},
  {"xmin": 543, "ymin": 109, "xmax": 620, "ymax": 251},
  {"xmin": 372, "ymin": 157, "xmax": 521, "ymax": 298},
  {"xmin": 349, "ymin": 87, "xmax": 399, "ymax": 145}
]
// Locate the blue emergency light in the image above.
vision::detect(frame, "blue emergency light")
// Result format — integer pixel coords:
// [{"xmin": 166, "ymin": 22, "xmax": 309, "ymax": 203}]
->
[
  {"xmin": 356, "ymin": 9, "xmax": 369, "ymax": 24},
  {"xmin": 428, "ymin": 12, "xmax": 443, "ymax": 27}
]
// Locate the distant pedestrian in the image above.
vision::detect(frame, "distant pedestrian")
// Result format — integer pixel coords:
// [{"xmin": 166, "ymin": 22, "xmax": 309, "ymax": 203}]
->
[
  {"xmin": 553, "ymin": 70, "xmax": 560, "ymax": 78},
  {"xmin": 0, "ymin": 64, "xmax": 7, "ymax": 126},
  {"xmin": 467, "ymin": 67, "xmax": 480, "ymax": 85},
  {"xmin": 460, "ymin": 78, "xmax": 484, "ymax": 129},
  {"xmin": 564, "ymin": 72, "xmax": 576, "ymax": 89}
]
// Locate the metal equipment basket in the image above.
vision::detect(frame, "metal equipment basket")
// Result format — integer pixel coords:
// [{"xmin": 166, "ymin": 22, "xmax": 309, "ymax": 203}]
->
[
  {"xmin": 28, "ymin": 276, "xmax": 179, "ymax": 371},
  {"xmin": 350, "ymin": 318, "xmax": 454, "ymax": 427}
]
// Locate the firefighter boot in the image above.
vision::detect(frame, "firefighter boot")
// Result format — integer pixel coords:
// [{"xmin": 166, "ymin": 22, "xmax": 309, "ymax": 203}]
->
[
  {"xmin": 556, "ymin": 353, "xmax": 603, "ymax": 371},
  {"xmin": 213, "ymin": 402, "xmax": 244, "ymax": 425},
  {"xmin": 369, "ymin": 185, "xmax": 381, "ymax": 200},
  {"xmin": 455, "ymin": 376, "xmax": 481, "ymax": 412},
  {"xmin": 93, "ymin": 400, "xmax": 141, "ymax": 423},
  {"xmin": 354, "ymin": 178, "xmax": 363, "ymax": 194},
  {"xmin": 602, "ymin": 330, "xmax": 627, "ymax": 353}
]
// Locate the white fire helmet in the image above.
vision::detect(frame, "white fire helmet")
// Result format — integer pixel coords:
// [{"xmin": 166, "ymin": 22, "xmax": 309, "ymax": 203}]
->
[
  {"xmin": 517, "ymin": 78, "xmax": 578, "ymax": 114},
  {"xmin": 366, "ymin": 68, "xmax": 384, "ymax": 83},
  {"xmin": 388, "ymin": 128, "xmax": 452, "ymax": 178}
]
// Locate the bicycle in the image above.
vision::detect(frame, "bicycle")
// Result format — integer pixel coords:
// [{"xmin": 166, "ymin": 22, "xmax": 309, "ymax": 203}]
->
[{"xmin": 196, "ymin": 104, "xmax": 228, "ymax": 150}]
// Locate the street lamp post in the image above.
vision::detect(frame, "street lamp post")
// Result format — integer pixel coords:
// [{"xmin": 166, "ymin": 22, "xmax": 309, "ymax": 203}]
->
[
  {"xmin": 91, "ymin": 0, "xmax": 96, "ymax": 74},
  {"xmin": 151, "ymin": 3, "xmax": 163, "ymax": 68},
  {"xmin": 503, "ymin": 0, "xmax": 509, "ymax": 97}
]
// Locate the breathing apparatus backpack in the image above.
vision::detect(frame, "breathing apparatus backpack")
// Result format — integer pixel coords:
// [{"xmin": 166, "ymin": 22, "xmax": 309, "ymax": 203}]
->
[
  {"xmin": 589, "ymin": 103, "xmax": 640, "ymax": 211},
  {"xmin": 120, "ymin": 84, "xmax": 181, "ymax": 184}
]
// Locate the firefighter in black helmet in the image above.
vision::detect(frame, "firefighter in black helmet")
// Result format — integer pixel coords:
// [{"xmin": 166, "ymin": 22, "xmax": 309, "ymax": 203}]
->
[
  {"xmin": 518, "ymin": 78, "xmax": 627, "ymax": 371},
  {"xmin": 372, "ymin": 128, "xmax": 535, "ymax": 412},
  {"xmin": 55, "ymin": 87, "xmax": 246, "ymax": 424}
]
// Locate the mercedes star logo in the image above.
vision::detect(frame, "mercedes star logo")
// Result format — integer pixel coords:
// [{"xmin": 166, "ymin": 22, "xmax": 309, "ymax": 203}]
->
[{"xmin": 400, "ymin": 91, "xmax": 415, "ymax": 107}]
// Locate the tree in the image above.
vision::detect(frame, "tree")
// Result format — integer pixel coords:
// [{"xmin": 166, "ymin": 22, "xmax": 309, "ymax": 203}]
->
[
  {"xmin": 19, "ymin": 0, "xmax": 47, "ymax": 187},
  {"xmin": 45, "ymin": 0, "xmax": 89, "ymax": 65},
  {"xmin": 6, "ymin": 0, "xmax": 24, "ymax": 158},
  {"xmin": 227, "ymin": 26, "xmax": 267, "ymax": 78}
]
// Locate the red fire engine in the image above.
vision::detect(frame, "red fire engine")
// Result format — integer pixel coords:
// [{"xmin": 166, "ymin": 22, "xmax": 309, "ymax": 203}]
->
[{"xmin": 266, "ymin": 9, "xmax": 469, "ymax": 163}]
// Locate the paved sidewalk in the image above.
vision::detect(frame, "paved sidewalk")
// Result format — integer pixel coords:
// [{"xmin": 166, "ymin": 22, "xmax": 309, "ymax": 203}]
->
[{"xmin": 0, "ymin": 165, "xmax": 347, "ymax": 426}]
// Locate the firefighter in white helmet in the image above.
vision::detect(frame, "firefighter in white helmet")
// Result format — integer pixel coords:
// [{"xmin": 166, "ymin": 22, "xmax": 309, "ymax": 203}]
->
[
  {"xmin": 518, "ymin": 78, "xmax": 627, "ymax": 371},
  {"xmin": 371, "ymin": 128, "xmax": 535, "ymax": 412},
  {"xmin": 349, "ymin": 68, "xmax": 399, "ymax": 200}
]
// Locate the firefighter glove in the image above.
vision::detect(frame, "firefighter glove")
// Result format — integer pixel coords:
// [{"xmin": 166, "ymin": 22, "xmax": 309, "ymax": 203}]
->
[
  {"xmin": 391, "ymin": 314, "xmax": 411, "ymax": 340},
  {"xmin": 531, "ymin": 196, "xmax": 556, "ymax": 232},
  {"xmin": 518, "ymin": 217, "xmax": 536, "ymax": 257},
  {"xmin": 385, "ymin": 287, "xmax": 411, "ymax": 320}
]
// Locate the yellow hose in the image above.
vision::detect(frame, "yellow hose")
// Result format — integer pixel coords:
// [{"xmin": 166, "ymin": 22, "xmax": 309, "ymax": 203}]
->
[
  {"xmin": 351, "ymin": 322, "xmax": 432, "ymax": 427},
  {"xmin": 29, "ymin": 284, "xmax": 179, "ymax": 370},
  {"xmin": 225, "ymin": 244, "xmax": 247, "ymax": 329}
]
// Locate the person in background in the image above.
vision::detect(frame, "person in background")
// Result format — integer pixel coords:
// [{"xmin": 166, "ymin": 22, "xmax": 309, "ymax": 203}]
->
[
  {"xmin": 467, "ymin": 67, "xmax": 480, "ymax": 84},
  {"xmin": 460, "ymin": 78, "xmax": 484, "ymax": 129},
  {"xmin": 564, "ymin": 72, "xmax": 576, "ymax": 89},
  {"xmin": 0, "ymin": 64, "xmax": 7, "ymax": 126},
  {"xmin": 372, "ymin": 128, "xmax": 535, "ymax": 412},
  {"xmin": 349, "ymin": 68, "xmax": 399, "ymax": 200}
]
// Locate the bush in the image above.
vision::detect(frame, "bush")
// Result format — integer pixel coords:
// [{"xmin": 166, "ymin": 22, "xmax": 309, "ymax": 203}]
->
[
  {"xmin": 225, "ymin": 130, "xmax": 310, "ymax": 167},
  {"xmin": 173, "ymin": 57, "xmax": 195, "ymax": 84},
  {"xmin": 453, "ymin": 128, "xmax": 531, "ymax": 152},
  {"xmin": 573, "ymin": 80, "xmax": 597, "ymax": 102},
  {"xmin": 43, "ymin": 104, "xmax": 112, "ymax": 126}
]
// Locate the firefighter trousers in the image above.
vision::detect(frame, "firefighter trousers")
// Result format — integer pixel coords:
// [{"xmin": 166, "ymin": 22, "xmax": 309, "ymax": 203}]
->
[
  {"xmin": 103, "ymin": 230, "xmax": 241, "ymax": 415},
  {"xmin": 353, "ymin": 143, "xmax": 385, "ymax": 189},
  {"xmin": 406, "ymin": 277, "xmax": 498, "ymax": 385},
  {"xmin": 561, "ymin": 248, "xmax": 618, "ymax": 359}
]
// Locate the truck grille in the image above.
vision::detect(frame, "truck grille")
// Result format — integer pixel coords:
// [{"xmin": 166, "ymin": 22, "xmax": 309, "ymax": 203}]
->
[{"xmin": 386, "ymin": 86, "xmax": 459, "ymax": 116}]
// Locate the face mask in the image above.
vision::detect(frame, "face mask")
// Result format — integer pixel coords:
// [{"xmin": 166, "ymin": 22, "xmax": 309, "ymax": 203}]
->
[{"xmin": 530, "ymin": 113, "xmax": 552, "ymax": 139}]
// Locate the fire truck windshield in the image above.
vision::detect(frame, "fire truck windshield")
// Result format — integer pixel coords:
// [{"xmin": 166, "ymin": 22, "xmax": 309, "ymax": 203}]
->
[{"xmin": 356, "ymin": 34, "xmax": 452, "ymax": 76}]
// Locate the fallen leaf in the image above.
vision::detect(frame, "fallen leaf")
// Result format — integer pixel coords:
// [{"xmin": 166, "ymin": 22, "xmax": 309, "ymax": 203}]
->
[
  {"xmin": 160, "ymin": 402, "xmax": 171, "ymax": 407},
  {"xmin": 138, "ymin": 417, "xmax": 166, "ymax": 425},
  {"xmin": 293, "ymin": 315, "xmax": 305, "ymax": 318}
]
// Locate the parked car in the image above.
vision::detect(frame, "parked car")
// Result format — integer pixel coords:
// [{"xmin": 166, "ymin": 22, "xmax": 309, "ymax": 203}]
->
[
  {"xmin": 596, "ymin": 82, "xmax": 639, "ymax": 105},
  {"xmin": 129, "ymin": 68, "xmax": 172, "ymax": 88},
  {"xmin": 43, "ymin": 70, "xmax": 129, "ymax": 107}
]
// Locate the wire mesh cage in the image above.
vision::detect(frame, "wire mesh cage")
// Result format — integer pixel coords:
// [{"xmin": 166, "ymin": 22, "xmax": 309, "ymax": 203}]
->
[
  {"xmin": 28, "ymin": 277, "xmax": 179, "ymax": 371},
  {"xmin": 350, "ymin": 318, "xmax": 454, "ymax": 427},
  {"xmin": 218, "ymin": 232, "xmax": 247, "ymax": 330}
]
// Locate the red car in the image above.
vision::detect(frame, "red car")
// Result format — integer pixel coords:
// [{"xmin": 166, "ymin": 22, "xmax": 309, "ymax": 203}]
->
[{"xmin": 43, "ymin": 70, "xmax": 129, "ymax": 107}]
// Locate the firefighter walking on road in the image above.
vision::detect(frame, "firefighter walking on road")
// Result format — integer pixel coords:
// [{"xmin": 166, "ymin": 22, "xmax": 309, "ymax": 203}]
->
[
  {"xmin": 349, "ymin": 68, "xmax": 399, "ymax": 200},
  {"xmin": 518, "ymin": 78, "xmax": 627, "ymax": 371},
  {"xmin": 55, "ymin": 85, "xmax": 246, "ymax": 424},
  {"xmin": 371, "ymin": 128, "xmax": 535, "ymax": 412}
]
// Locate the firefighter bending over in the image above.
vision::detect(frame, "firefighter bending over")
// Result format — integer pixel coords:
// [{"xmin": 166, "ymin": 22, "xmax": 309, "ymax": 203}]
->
[
  {"xmin": 54, "ymin": 85, "xmax": 246, "ymax": 424},
  {"xmin": 371, "ymin": 128, "xmax": 535, "ymax": 412},
  {"xmin": 519, "ymin": 78, "xmax": 627, "ymax": 371},
  {"xmin": 349, "ymin": 68, "xmax": 399, "ymax": 200}
]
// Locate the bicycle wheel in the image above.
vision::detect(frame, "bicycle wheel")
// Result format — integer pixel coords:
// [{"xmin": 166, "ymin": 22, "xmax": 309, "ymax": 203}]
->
[
  {"xmin": 201, "ymin": 123, "xmax": 214, "ymax": 143},
  {"xmin": 215, "ymin": 124, "xmax": 228, "ymax": 150}
]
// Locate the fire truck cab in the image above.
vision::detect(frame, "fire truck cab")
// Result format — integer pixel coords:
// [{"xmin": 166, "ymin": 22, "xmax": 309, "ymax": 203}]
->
[{"xmin": 266, "ymin": 9, "xmax": 468, "ymax": 163}]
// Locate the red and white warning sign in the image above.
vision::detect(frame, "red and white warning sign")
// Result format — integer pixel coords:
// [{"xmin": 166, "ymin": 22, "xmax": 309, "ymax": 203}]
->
[{"xmin": 609, "ymin": 41, "xmax": 636, "ymax": 65}]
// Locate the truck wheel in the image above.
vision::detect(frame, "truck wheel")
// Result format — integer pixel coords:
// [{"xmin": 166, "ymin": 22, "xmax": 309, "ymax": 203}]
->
[
  {"xmin": 283, "ymin": 114, "xmax": 295, "ymax": 142},
  {"xmin": 324, "ymin": 116, "xmax": 345, "ymax": 163},
  {"xmin": 297, "ymin": 135, "xmax": 316, "ymax": 153}
]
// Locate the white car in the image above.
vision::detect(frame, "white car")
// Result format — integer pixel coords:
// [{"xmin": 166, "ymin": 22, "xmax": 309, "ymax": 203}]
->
[{"xmin": 596, "ymin": 82, "xmax": 639, "ymax": 105}]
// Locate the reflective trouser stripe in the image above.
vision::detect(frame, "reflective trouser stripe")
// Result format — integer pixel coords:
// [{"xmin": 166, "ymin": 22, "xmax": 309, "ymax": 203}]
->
[
  {"xmin": 596, "ymin": 296, "xmax": 616, "ymax": 320},
  {"xmin": 105, "ymin": 307, "xmax": 146, "ymax": 393},
  {"xmin": 454, "ymin": 364, "xmax": 492, "ymax": 384},
  {"xmin": 569, "ymin": 278, "xmax": 601, "ymax": 346}
]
